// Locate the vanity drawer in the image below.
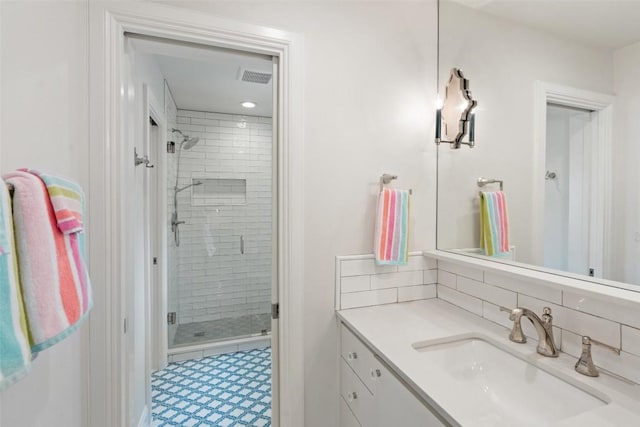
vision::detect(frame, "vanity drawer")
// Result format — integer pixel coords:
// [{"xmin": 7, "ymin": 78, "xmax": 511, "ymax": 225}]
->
[
  {"xmin": 340, "ymin": 359, "xmax": 374, "ymax": 427},
  {"xmin": 341, "ymin": 325, "xmax": 378, "ymax": 393}
]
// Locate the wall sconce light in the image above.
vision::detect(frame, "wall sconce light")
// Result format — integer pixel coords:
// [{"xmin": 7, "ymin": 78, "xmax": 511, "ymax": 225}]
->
[{"xmin": 435, "ymin": 68, "xmax": 477, "ymax": 149}]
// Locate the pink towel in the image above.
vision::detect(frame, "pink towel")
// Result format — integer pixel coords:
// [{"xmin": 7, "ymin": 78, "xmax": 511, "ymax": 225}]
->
[
  {"xmin": 3, "ymin": 171, "xmax": 92, "ymax": 352},
  {"xmin": 20, "ymin": 168, "xmax": 84, "ymax": 234},
  {"xmin": 374, "ymin": 188, "xmax": 410, "ymax": 265}
]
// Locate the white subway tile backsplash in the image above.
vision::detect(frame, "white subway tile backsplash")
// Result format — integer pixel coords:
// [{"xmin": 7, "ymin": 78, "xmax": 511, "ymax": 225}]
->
[
  {"xmin": 341, "ymin": 289, "xmax": 398, "ymax": 310},
  {"xmin": 437, "ymin": 270, "xmax": 457, "ymax": 289},
  {"xmin": 457, "ymin": 276, "xmax": 517, "ymax": 309},
  {"xmin": 341, "ymin": 276, "xmax": 371, "ymax": 293},
  {"xmin": 371, "ymin": 270, "xmax": 424, "ymax": 290},
  {"xmin": 484, "ymin": 272, "xmax": 562, "ymax": 304},
  {"xmin": 398, "ymin": 285, "xmax": 437, "ymax": 302},
  {"xmin": 438, "ymin": 261, "xmax": 484, "ymax": 282},
  {"xmin": 482, "ymin": 302, "xmax": 513, "ymax": 330},
  {"xmin": 438, "ymin": 285, "xmax": 483, "ymax": 316},
  {"xmin": 518, "ymin": 295, "xmax": 620, "ymax": 348},
  {"xmin": 423, "ymin": 269, "xmax": 438, "ymax": 285},
  {"xmin": 563, "ymin": 291, "xmax": 640, "ymax": 330},
  {"xmin": 336, "ymin": 255, "xmax": 437, "ymax": 309},
  {"xmin": 341, "ymin": 259, "xmax": 396, "ymax": 277},
  {"xmin": 397, "ymin": 256, "xmax": 437, "ymax": 272},
  {"xmin": 622, "ymin": 326, "xmax": 640, "ymax": 356}
]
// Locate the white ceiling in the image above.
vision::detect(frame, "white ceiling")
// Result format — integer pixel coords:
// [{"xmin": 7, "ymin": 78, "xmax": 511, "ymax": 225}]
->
[
  {"xmin": 452, "ymin": 0, "xmax": 640, "ymax": 50},
  {"xmin": 130, "ymin": 36, "xmax": 273, "ymax": 117}
]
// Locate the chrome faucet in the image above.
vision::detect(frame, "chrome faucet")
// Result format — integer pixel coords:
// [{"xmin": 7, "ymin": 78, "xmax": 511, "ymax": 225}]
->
[{"xmin": 503, "ymin": 307, "xmax": 559, "ymax": 357}]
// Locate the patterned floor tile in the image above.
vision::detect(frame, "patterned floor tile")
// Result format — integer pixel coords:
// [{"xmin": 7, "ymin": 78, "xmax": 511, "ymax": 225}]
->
[{"xmin": 152, "ymin": 348, "xmax": 271, "ymax": 426}]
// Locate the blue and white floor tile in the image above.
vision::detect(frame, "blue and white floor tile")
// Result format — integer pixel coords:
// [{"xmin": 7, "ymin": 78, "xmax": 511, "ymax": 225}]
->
[{"xmin": 152, "ymin": 348, "xmax": 271, "ymax": 427}]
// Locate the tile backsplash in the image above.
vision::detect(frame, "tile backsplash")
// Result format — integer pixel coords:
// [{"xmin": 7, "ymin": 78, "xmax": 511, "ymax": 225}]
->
[
  {"xmin": 335, "ymin": 253, "xmax": 438, "ymax": 310},
  {"xmin": 335, "ymin": 252, "xmax": 640, "ymax": 384}
]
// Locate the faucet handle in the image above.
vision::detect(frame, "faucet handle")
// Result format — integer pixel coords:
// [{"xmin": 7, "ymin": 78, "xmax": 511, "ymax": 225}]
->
[
  {"xmin": 575, "ymin": 336, "xmax": 599, "ymax": 377},
  {"xmin": 541, "ymin": 307, "xmax": 553, "ymax": 326},
  {"xmin": 575, "ymin": 336, "xmax": 620, "ymax": 377}
]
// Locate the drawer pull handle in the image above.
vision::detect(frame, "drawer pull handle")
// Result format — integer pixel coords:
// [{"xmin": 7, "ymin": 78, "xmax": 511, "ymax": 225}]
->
[
  {"xmin": 347, "ymin": 391, "xmax": 358, "ymax": 402},
  {"xmin": 371, "ymin": 368, "xmax": 381, "ymax": 378},
  {"xmin": 347, "ymin": 352, "xmax": 358, "ymax": 361}
]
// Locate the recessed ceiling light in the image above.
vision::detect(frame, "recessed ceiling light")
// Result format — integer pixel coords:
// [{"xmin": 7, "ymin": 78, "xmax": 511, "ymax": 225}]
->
[{"xmin": 241, "ymin": 101, "xmax": 256, "ymax": 109}]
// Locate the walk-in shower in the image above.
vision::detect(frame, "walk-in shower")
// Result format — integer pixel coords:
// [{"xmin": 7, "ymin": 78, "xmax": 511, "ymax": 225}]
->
[{"xmin": 165, "ymin": 105, "xmax": 274, "ymax": 354}]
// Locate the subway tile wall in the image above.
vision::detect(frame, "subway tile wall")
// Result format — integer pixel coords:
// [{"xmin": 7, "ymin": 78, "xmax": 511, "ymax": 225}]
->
[
  {"xmin": 335, "ymin": 253, "xmax": 438, "ymax": 310},
  {"xmin": 169, "ymin": 109, "xmax": 273, "ymax": 325},
  {"xmin": 434, "ymin": 258, "xmax": 640, "ymax": 384}
]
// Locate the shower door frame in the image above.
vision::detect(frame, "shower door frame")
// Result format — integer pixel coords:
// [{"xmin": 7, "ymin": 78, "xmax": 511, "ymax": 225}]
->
[{"xmin": 89, "ymin": 3, "xmax": 305, "ymax": 427}]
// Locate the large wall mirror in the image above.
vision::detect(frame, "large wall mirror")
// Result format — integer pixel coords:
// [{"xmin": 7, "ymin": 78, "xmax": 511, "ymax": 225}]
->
[{"xmin": 436, "ymin": 0, "xmax": 640, "ymax": 292}]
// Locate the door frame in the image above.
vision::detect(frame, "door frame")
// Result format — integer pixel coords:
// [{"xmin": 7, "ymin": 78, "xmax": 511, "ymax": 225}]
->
[
  {"xmin": 88, "ymin": 3, "xmax": 305, "ymax": 426},
  {"xmin": 144, "ymin": 83, "xmax": 167, "ymax": 373},
  {"xmin": 532, "ymin": 81, "xmax": 614, "ymax": 277}
]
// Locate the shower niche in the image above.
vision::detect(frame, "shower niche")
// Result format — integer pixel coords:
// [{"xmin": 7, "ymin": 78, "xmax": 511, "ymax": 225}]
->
[{"xmin": 191, "ymin": 178, "xmax": 247, "ymax": 206}]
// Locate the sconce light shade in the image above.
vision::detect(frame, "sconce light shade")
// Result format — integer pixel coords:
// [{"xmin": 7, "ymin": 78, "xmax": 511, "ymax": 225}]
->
[{"xmin": 435, "ymin": 68, "xmax": 477, "ymax": 149}]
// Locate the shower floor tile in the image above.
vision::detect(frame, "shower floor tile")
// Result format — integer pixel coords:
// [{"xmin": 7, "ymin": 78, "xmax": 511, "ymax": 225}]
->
[
  {"xmin": 172, "ymin": 314, "xmax": 271, "ymax": 347},
  {"xmin": 152, "ymin": 347, "xmax": 271, "ymax": 427}
]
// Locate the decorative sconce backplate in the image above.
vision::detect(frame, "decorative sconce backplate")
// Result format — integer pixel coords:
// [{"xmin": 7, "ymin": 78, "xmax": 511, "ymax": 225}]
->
[{"xmin": 436, "ymin": 68, "xmax": 477, "ymax": 149}]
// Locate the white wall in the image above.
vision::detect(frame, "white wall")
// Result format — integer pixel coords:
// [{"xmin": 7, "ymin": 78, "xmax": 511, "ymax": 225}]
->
[
  {"xmin": 0, "ymin": 1, "xmax": 89, "ymax": 426},
  {"xmin": 161, "ymin": 2, "xmax": 439, "ymax": 425},
  {"xmin": 437, "ymin": 0, "xmax": 613, "ymax": 264},
  {"xmin": 612, "ymin": 41, "xmax": 640, "ymax": 285},
  {"xmin": 2, "ymin": 1, "xmax": 438, "ymax": 426},
  {"xmin": 171, "ymin": 109, "xmax": 273, "ymax": 328}
]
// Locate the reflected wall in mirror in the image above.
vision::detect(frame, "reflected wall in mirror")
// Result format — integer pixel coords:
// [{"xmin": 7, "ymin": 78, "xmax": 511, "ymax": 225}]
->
[{"xmin": 437, "ymin": 0, "xmax": 640, "ymax": 289}]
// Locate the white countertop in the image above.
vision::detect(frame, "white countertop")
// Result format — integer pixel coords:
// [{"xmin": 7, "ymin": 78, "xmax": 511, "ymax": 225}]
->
[{"xmin": 337, "ymin": 299, "xmax": 640, "ymax": 427}]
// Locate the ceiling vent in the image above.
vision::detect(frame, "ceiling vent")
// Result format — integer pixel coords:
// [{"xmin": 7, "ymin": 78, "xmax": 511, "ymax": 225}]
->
[{"xmin": 238, "ymin": 67, "xmax": 272, "ymax": 84}]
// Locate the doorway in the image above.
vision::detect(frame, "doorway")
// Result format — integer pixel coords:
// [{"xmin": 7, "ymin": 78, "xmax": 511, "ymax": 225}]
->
[
  {"xmin": 127, "ymin": 34, "xmax": 278, "ymax": 426},
  {"xmin": 88, "ymin": 5, "xmax": 304, "ymax": 426},
  {"xmin": 543, "ymin": 104, "xmax": 595, "ymax": 275},
  {"xmin": 533, "ymin": 82, "xmax": 614, "ymax": 279}
]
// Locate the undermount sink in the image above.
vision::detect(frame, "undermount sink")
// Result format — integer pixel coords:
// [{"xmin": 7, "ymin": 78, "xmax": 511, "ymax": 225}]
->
[{"xmin": 412, "ymin": 334, "xmax": 609, "ymax": 426}]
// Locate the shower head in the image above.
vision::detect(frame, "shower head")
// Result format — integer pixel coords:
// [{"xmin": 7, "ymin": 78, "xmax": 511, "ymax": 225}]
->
[
  {"xmin": 172, "ymin": 128, "xmax": 200, "ymax": 150},
  {"xmin": 182, "ymin": 136, "xmax": 200, "ymax": 150}
]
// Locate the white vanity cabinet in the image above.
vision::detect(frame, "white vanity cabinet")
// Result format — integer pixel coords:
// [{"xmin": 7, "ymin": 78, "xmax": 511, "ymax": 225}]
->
[{"xmin": 339, "ymin": 323, "xmax": 447, "ymax": 427}]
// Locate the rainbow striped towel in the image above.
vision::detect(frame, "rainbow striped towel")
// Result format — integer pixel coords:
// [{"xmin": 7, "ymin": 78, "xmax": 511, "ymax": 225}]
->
[
  {"xmin": 20, "ymin": 168, "xmax": 84, "ymax": 234},
  {"xmin": 375, "ymin": 188, "xmax": 410, "ymax": 265},
  {"xmin": 480, "ymin": 191, "xmax": 510, "ymax": 256},
  {"xmin": 3, "ymin": 171, "xmax": 92, "ymax": 353},
  {"xmin": 0, "ymin": 179, "xmax": 32, "ymax": 390}
]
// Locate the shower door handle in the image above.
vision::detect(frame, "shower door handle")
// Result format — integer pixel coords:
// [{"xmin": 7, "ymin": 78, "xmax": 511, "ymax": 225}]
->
[{"xmin": 240, "ymin": 235, "xmax": 245, "ymax": 255}]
